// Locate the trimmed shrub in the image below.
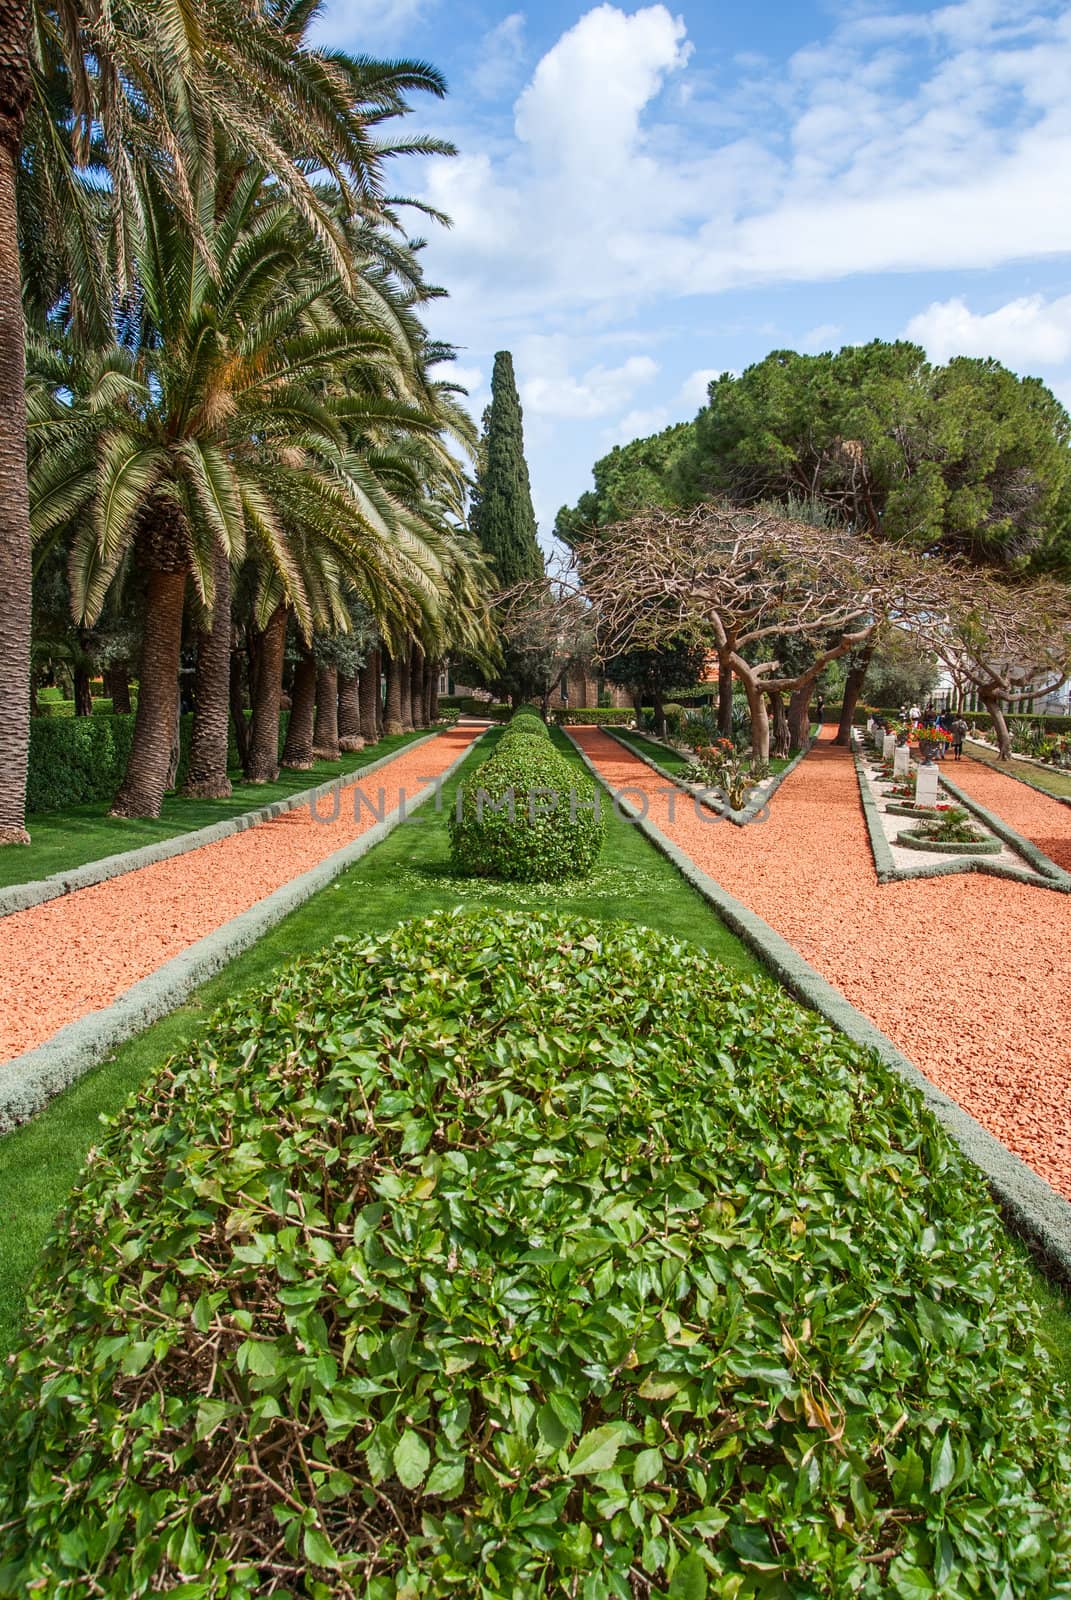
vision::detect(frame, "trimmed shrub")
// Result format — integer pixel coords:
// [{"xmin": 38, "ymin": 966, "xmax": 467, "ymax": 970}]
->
[
  {"xmin": 2, "ymin": 911, "xmax": 1068, "ymax": 1599},
  {"xmin": 450, "ymin": 738, "xmax": 604, "ymax": 881},
  {"xmin": 26, "ymin": 714, "xmax": 139, "ymax": 811},
  {"xmin": 551, "ymin": 706, "xmax": 635, "ymax": 726}
]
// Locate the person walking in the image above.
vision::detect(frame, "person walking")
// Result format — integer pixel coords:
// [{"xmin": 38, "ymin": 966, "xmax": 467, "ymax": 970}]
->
[{"xmin": 951, "ymin": 714, "xmax": 968, "ymax": 761}]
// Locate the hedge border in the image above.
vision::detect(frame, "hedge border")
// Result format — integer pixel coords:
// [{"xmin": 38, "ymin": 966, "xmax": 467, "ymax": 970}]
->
[
  {"xmin": 0, "ymin": 731, "xmax": 484, "ymax": 1134},
  {"xmin": 0, "ymin": 731, "xmax": 440, "ymax": 919},
  {"xmin": 603, "ymin": 725, "xmax": 815, "ymax": 827},
  {"xmin": 563, "ymin": 729, "xmax": 1071, "ymax": 1287},
  {"xmin": 852, "ymin": 744, "xmax": 1071, "ymax": 895}
]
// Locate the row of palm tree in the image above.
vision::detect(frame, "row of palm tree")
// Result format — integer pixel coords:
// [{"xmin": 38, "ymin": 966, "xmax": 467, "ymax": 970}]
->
[{"xmin": 0, "ymin": 0, "xmax": 493, "ymax": 838}]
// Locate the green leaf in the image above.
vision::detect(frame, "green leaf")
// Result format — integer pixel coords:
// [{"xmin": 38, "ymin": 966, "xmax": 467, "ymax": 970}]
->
[
  {"xmin": 303, "ymin": 1526, "xmax": 342, "ymax": 1571},
  {"xmin": 567, "ymin": 1424, "xmax": 626, "ymax": 1476},
  {"xmin": 548, "ymin": 1391, "xmax": 582, "ymax": 1437},
  {"xmin": 889, "ymin": 1561, "xmax": 937, "ymax": 1600},
  {"xmin": 668, "ymin": 1552, "xmax": 708, "ymax": 1598},
  {"xmin": 633, "ymin": 1447, "xmax": 663, "ymax": 1489},
  {"xmin": 393, "ymin": 1429, "xmax": 431, "ymax": 1490},
  {"xmin": 930, "ymin": 1432, "xmax": 956, "ymax": 1495},
  {"xmin": 424, "ymin": 1458, "xmax": 466, "ymax": 1498}
]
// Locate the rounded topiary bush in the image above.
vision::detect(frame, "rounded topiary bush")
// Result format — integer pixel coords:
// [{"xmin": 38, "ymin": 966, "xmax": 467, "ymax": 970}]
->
[
  {"xmin": 449, "ymin": 737, "xmax": 604, "ymax": 881},
  {"xmin": 2, "ymin": 912, "xmax": 1069, "ymax": 1600}
]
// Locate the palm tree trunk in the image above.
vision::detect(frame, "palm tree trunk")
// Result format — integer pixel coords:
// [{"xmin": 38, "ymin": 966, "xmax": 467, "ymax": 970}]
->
[
  {"xmin": 182, "ymin": 547, "xmax": 233, "ymax": 798},
  {"xmin": 312, "ymin": 664, "xmax": 339, "ymax": 759},
  {"xmin": 111, "ymin": 568, "xmax": 187, "ymax": 818},
  {"xmin": 338, "ymin": 672, "xmax": 363, "ymax": 752},
  {"xmin": 229, "ymin": 645, "xmax": 249, "ymax": 770},
  {"xmin": 398, "ymin": 645, "xmax": 413, "ymax": 731},
  {"xmin": 383, "ymin": 650, "xmax": 403, "ymax": 735},
  {"xmin": 358, "ymin": 648, "xmax": 380, "ymax": 744},
  {"xmin": 410, "ymin": 641, "xmax": 425, "ymax": 729},
  {"xmin": 104, "ymin": 665, "xmax": 132, "ymax": 715},
  {"xmin": 281, "ymin": 651, "xmax": 316, "ymax": 768},
  {"xmin": 428, "ymin": 659, "xmax": 440, "ymax": 723},
  {"xmin": 246, "ymin": 602, "xmax": 286, "ymax": 782},
  {"xmin": 73, "ymin": 668, "xmax": 93, "ymax": 716},
  {"xmin": 0, "ymin": 89, "xmax": 32, "ymax": 843}
]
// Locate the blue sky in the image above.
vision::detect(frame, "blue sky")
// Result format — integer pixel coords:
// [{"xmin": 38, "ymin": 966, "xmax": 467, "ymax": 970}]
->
[{"xmin": 313, "ymin": 0, "xmax": 1071, "ymax": 545}]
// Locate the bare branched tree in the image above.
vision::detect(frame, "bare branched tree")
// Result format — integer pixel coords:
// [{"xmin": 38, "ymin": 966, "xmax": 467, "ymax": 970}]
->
[
  {"xmin": 572, "ymin": 503, "xmax": 937, "ymax": 761},
  {"xmin": 902, "ymin": 572, "xmax": 1071, "ymax": 758}
]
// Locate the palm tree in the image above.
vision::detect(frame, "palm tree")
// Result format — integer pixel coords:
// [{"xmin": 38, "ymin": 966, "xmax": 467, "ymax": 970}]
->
[
  {"xmin": 29, "ymin": 165, "xmax": 466, "ymax": 815},
  {"xmin": 1, "ymin": 0, "xmax": 451, "ymax": 840}
]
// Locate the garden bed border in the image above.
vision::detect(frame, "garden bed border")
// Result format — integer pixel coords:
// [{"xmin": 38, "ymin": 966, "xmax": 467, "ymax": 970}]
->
[
  {"xmin": 603, "ymin": 725, "xmax": 814, "ymax": 827},
  {"xmin": 852, "ymin": 744, "xmax": 1071, "ymax": 893},
  {"xmin": 0, "ymin": 731, "xmax": 483, "ymax": 1133},
  {"xmin": 565, "ymin": 729, "xmax": 1071, "ymax": 1286},
  {"xmin": 0, "ymin": 730, "xmax": 441, "ymax": 919}
]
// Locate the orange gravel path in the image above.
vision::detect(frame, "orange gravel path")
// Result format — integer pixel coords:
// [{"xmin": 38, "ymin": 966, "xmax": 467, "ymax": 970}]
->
[
  {"xmin": 573, "ymin": 726, "xmax": 1071, "ymax": 1202},
  {"xmin": 945, "ymin": 756, "xmax": 1071, "ymax": 873},
  {"xmin": 0, "ymin": 729, "xmax": 480, "ymax": 1064}
]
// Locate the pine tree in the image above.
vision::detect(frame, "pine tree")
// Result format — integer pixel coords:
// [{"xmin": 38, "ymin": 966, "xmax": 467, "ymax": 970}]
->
[{"xmin": 471, "ymin": 352, "xmax": 544, "ymax": 586}]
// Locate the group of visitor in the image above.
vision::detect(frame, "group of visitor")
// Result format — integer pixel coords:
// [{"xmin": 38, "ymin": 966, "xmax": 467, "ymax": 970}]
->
[{"xmin": 901, "ymin": 703, "xmax": 970, "ymax": 761}]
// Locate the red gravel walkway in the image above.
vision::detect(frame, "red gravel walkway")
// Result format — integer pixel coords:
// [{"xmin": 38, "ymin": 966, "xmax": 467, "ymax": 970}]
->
[
  {"xmin": 946, "ymin": 756, "xmax": 1071, "ymax": 873},
  {"xmin": 0, "ymin": 729, "xmax": 479, "ymax": 1064},
  {"xmin": 573, "ymin": 726, "xmax": 1071, "ymax": 1202}
]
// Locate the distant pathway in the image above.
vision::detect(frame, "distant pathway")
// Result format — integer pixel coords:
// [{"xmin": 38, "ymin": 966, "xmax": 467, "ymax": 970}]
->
[
  {"xmin": 0, "ymin": 729, "xmax": 480, "ymax": 1064},
  {"xmin": 572, "ymin": 726, "xmax": 1071, "ymax": 1202},
  {"xmin": 947, "ymin": 755, "xmax": 1071, "ymax": 873}
]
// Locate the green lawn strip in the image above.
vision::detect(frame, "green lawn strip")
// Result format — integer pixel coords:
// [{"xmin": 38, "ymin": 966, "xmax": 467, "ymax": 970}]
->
[
  {"xmin": 964, "ymin": 739, "xmax": 1071, "ymax": 801},
  {"xmin": 614, "ymin": 726, "xmax": 807, "ymax": 779},
  {"xmin": 0, "ymin": 725, "xmax": 759, "ymax": 1356},
  {"xmin": 0, "ymin": 730, "xmax": 428, "ymax": 890}
]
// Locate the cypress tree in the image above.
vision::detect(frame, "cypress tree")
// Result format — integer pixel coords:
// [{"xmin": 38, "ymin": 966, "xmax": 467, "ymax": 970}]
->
[{"xmin": 471, "ymin": 352, "xmax": 544, "ymax": 586}]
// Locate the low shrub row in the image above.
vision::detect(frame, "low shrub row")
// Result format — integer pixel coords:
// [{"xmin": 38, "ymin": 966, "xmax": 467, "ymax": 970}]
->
[
  {"xmin": 27, "ymin": 711, "xmax": 292, "ymax": 813},
  {"xmin": 2, "ymin": 911, "xmax": 1067, "ymax": 1598},
  {"xmin": 450, "ymin": 716, "xmax": 605, "ymax": 881}
]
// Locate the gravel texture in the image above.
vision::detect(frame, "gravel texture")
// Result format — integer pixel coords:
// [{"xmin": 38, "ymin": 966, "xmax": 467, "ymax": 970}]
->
[
  {"xmin": 573, "ymin": 725, "xmax": 1071, "ymax": 1202},
  {"xmin": 944, "ymin": 757, "xmax": 1071, "ymax": 872},
  {"xmin": 0, "ymin": 730, "xmax": 479, "ymax": 1064}
]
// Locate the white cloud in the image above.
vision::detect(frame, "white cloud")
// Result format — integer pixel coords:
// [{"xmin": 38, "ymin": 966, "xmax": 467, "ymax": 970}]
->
[
  {"xmin": 603, "ymin": 405, "xmax": 672, "ymax": 442},
  {"xmin": 679, "ymin": 367, "xmax": 721, "ymax": 408},
  {"xmin": 521, "ymin": 353, "xmax": 659, "ymax": 419},
  {"xmin": 418, "ymin": 0, "xmax": 1071, "ymax": 325},
  {"xmin": 310, "ymin": 0, "xmax": 432, "ymax": 48},
  {"xmin": 514, "ymin": 4, "xmax": 691, "ymax": 181},
  {"xmin": 470, "ymin": 13, "xmax": 527, "ymax": 100},
  {"xmin": 905, "ymin": 293, "xmax": 1071, "ymax": 367},
  {"xmin": 436, "ymin": 361, "xmax": 485, "ymax": 396},
  {"xmin": 802, "ymin": 323, "xmax": 842, "ymax": 352}
]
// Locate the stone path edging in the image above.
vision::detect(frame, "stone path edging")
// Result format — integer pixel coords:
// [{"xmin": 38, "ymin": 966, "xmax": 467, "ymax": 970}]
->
[
  {"xmin": 852, "ymin": 746, "xmax": 1070, "ymax": 893},
  {"xmin": 604, "ymin": 727, "xmax": 815, "ymax": 827},
  {"xmin": 0, "ymin": 732, "xmax": 483, "ymax": 1134},
  {"xmin": 0, "ymin": 731, "xmax": 441, "ymax": 919},
  {"xmin": 565, "ymin": 727, "xmax": 1071, "ymax": 1287}
]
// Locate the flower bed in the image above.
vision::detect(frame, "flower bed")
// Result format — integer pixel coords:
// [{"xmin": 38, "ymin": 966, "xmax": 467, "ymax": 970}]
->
[{"xmin": 896, "ymin": 829, "xmax": 1002, "ymax": 855}]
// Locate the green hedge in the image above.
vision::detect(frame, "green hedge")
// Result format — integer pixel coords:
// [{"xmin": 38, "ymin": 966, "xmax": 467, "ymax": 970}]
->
[
  {"xmin": 2, "ymin": 911, "xmax": 1068, "ymax": 1598},
  {"xmin": 450, "ymin": 736, "xmax": 604, "ymax": 881},
  {"xmin": 27, "ymin": 711, "xmax": 290, "ymax": 814}
]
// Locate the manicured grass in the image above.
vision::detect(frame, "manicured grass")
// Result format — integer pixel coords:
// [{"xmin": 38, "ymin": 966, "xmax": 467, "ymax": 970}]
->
[
  {"xmin": 612, "ymin": 726, "xmax": 695, "ymax": 776},
  {"xmin": 0, "ymin": 730, "xmax": 428, "ymax": 890},
  {"xmin": 0, "ymin": 725, "xmax": 761, "ymax": 1355},
  {"xmin": 965, "ymin": 738, "xmax": 1071, "ymax": 800},
  {"xmin": 613, "ymin": 726, "xmax": 807, "ymax": 778}
]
